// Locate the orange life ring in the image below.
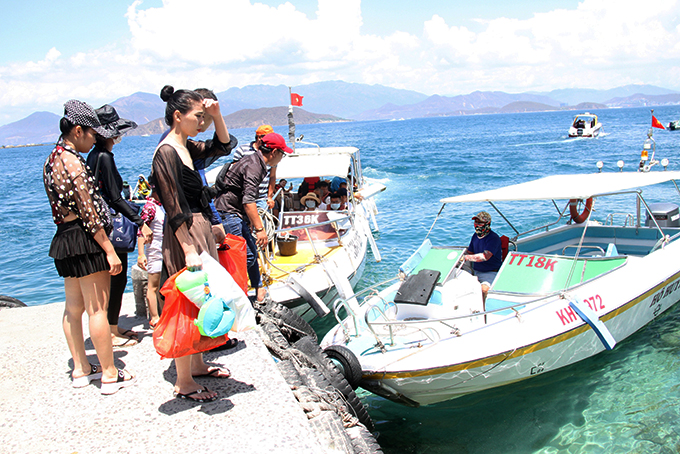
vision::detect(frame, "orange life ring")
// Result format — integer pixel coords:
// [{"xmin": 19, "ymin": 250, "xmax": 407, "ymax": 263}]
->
[{"xmin": 569, "ymin": 198, "xmax": 594, "ymax": 223}]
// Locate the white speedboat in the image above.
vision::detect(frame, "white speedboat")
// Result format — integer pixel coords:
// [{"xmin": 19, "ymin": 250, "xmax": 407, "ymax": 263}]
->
[
  {"xmin": 321, "ymin": 152, "xmax": 680, "ymax": 406},
  {"xmin": 261, "ymin": 145, "xmax": 385, "ymax": 321},
  {"xmin": 569, "ymin": 112, "xmax": 603, "ymax": 138},
  {"xmin": 208, "ymin": 145, "xmax": 385, "ymax": 322}
]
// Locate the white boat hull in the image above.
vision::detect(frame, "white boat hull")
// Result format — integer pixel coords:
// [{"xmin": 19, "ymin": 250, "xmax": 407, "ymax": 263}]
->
[
  {"xmin": 569, "ymin": 122, "xmax": 603, "ymax": 138},
  {"xmin": 260, "ymin": 203, "xmax": 373, "ymax": 322}
]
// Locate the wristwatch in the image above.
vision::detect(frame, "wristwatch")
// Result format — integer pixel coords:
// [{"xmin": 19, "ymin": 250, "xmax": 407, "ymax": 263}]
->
[{"xmin": 253, "ymin": 227, "xmax": 264, "ymax": 233}]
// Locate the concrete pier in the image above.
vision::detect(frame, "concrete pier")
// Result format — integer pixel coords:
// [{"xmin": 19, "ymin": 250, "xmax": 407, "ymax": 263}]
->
[{"xmin": 0, "ymin": 294, "xmax": 325, "ymax": 453}]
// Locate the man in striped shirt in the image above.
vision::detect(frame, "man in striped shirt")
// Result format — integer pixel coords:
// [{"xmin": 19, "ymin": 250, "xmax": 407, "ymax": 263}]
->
[{"xmin": 231, "ymin": 124, "xmax": 277, "ymax": 210}]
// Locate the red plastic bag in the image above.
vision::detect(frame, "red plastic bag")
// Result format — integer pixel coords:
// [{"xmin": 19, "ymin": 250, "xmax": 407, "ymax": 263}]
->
[
  {"xmin": 218, "ymin": 234, "xmax": 248, "ymax": 293},
  {"xmin": 153, "ymin": 268, "xmax": 228, "ymax": 359}
]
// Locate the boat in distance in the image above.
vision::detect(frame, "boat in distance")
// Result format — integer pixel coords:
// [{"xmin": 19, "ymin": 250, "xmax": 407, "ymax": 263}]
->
[
  {"xmin": 568, "ymin": 112, "xmax": 603, "ymax": 138},
  {"xmin": 321, "ymin": 144, "xmax": 680, "ymax": 406}
]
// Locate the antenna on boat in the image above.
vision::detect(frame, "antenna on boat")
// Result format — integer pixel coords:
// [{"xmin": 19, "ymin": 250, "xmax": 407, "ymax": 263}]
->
[
  {"xmin": 288, "ymin": 86, "xmax": 296, "ymax": 152},
  {"xmin": 639, "ymin": 119, "xmax": 657, "ymax": 173}
]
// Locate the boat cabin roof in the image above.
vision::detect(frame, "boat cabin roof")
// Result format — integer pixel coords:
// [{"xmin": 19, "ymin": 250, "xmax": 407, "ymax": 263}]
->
[
  {"xmin": 574, "ymin": 113, "xmax": 597, "ymax": 120},
  {"xmin": 440, "ymin": 171, "xmax": 680, "ymax": 204},
  {"xmin": 275, "ymin": 146, "xmax": 358, "ymax": 179},
  {"xmin": 205, "ymin": 146, "xmax": 358, "ymax": 184}
]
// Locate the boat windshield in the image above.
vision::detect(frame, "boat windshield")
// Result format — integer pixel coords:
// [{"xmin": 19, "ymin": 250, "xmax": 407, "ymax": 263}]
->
[{"xmin": 491, "ymin": 252, "xmax": 626, "ymax": 295}]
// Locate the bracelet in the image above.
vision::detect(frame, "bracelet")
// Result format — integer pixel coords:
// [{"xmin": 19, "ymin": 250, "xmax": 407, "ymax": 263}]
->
[{"xmin": 253, "ymin": 227, "xmax": 264, "ymax": 233}]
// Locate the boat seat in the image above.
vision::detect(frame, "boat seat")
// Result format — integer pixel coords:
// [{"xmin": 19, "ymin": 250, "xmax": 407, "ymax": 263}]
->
[{"xmin": 394, "ymin": 269, "xmax": 441, "ymax": 305}]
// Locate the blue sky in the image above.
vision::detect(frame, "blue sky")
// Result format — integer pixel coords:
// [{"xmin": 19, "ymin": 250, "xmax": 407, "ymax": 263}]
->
[{"xmin": 1, "ymin": 0, "xmax": 678, "ymax": 126}]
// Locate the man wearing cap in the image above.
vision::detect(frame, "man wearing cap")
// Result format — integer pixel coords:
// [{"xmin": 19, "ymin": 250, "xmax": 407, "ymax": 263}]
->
[
  {"xmin": 213, "ymin": 132, "xmax": 293, "ymax": 302},
  {"xmin": 230, "ymin": 125, "xmax": 278, "ymax": 209},
  {"xmin": 463, "ymin": 211, "xmax": 503, "ymax": 303}
]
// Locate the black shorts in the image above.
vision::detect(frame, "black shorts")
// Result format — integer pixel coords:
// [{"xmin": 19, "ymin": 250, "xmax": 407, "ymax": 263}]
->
[{"xmin": 49, "ymin": 220, "xmax": 109, "ymax": 278}]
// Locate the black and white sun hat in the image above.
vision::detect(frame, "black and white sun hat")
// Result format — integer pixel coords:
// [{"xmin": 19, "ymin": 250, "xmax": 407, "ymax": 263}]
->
[
  {"xmin": 63, "ymin": 99, "xmax": 113, "ymax": 138},
  {"xmin": 95, "ymin": 104, "xmax": 138, "ymax": 137}
]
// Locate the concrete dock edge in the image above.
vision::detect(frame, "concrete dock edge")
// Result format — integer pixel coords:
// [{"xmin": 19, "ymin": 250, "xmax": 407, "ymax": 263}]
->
[{"xmin": 0, "ymin": 294, "xmax": 326, "ymax": 454}]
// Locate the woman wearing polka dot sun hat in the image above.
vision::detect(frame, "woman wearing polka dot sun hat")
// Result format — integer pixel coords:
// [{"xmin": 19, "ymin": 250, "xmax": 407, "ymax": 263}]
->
[{"xmin": 43, "ymin": 99, "xmax": 137, "ymax": 394}]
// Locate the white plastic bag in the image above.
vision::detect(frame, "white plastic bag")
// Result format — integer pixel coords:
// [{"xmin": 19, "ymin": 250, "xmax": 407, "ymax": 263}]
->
[{"xmin": 200, "ymin": 252, "xmax": 257, "ymax": 333}]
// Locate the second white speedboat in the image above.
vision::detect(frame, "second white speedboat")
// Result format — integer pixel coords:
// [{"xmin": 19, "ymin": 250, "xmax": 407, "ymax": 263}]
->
[{"xmin": 569, "ymin": 112, "xmax": 603, "ymax": 138}]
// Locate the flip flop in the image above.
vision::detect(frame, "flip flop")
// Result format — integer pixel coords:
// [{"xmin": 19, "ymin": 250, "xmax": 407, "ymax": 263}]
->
[
  {"xmin": 119, "ymin": 329, "xmax": 140, "ymax": 340},
  {"xmin": 209, "ymin": 338, "xmax": 239, "ymax": 352},
  {"xmin": 192, "ymin": 366, "xmax": 231, "ymax": 378},
  {"xmin": 112, "ymin": 336, "xmax": 139, "ymax": 348},
  {"xmin": 174, "ymin": 386, "xmax": 218, "ymax": 403},
  {"xmin": 149, "ymin": 321, "xmax": 158, "ymax": 330}
]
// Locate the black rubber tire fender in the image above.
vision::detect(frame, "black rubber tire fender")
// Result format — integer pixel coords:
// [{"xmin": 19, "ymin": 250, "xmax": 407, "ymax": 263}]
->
[
  {"xmin": 346, "ymin": 424, "xmax": 384, "ymax": 454},
  {"xmin": 0, "ymin": 295, "xmax": 26, "ymax": 308},
  {"xmin": 260, "ymin": 321, "xmax": 291, "ymax": 354},
  {"xmin": 293, "ymin": 337, "xmax": 374, "ymax": 431},
  {"xmin": 324, "ymin": 344, "xmax": 363, "ymax": 390},
  {"xmin": 262, "ymin": 301, "xmax": 318, "ymax": 343}
]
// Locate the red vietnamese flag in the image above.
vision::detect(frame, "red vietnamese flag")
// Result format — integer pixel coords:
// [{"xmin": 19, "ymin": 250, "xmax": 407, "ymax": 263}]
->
[
  {"xmin": 291, "ymin": 93, "xmax": 303, "ymax": 107},
  {"xmin": 652, "ymin": 115, "xmax": 665, "ymax": 129}
]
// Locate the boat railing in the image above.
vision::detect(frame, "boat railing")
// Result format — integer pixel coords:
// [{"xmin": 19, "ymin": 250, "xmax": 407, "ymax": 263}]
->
[
  {"xmin": 364, "ymin": 304, "xmax": 393, "ymax": 352},
  {"xmin": 333, "ymin": 298, "xmax": 359, "ymax": 342},
  {"xmin": 562, "ymin": 244, "xmax": 605, "ymax": 256},
  {"xmin": 363, "ymin": 301, "xmax": 441, "ymax": 348},
  {"xmin": 275, "ymin": 213, "xmax": 351, "ymax": 236},
  {"xmin": 604, "ymin": 213, "xmax": 635, "ymax": 227}
]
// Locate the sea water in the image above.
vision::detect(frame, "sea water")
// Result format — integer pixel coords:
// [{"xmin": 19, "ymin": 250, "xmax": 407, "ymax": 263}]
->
[{"xmin": 3, "ymin": 105, "xmax": 680, "ymax": 453}]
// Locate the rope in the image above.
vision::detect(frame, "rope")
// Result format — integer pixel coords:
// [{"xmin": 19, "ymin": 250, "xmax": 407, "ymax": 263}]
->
[{"xmin": 258, "ymin": 207, "xmax": 278, "ymax": 243}]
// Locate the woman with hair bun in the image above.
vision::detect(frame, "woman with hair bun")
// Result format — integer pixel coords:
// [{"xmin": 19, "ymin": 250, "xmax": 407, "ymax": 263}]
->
[
  {"xmin": 43, "ymin": 99, "xmax": 136, "ymax": 394},
  {"xmin": 152, "ymin": 85, "xmax": 237, "ymax": 402}
]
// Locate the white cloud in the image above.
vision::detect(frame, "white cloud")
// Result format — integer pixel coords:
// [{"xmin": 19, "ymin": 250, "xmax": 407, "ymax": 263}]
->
[
  {"xmin": 0, "ymin": 0, "xmax": 679, "ymax": 125},
  {"xmin": 421, "ymin": 0, "xmax": 680, "ymax": 92}
]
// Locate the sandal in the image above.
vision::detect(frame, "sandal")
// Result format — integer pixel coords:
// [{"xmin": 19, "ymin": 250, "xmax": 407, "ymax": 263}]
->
[
  {"xmin": 209, "ymin": 338, "xmax": 239, "ymax": 352},
  {"xmin": 192, "ymin": 366, "xmax": 231, "ymax": 379},
  {"xmin": 149, "ymin": 320, "xmax": 159, "ymax": 330},
  {"xmin": 72, "ymin": 364, "xmax": 102, "ymax": 388},
  {"xmin": 174, "ymin": 386, "xmax": 218, "ymax": 403},
  {"xmin": 112, "ymin": 336, "xmax": 139, "ymax": 348},
  {"xmin": 101, "ymin": 369, "xmax": 137, "ymax": 395}
]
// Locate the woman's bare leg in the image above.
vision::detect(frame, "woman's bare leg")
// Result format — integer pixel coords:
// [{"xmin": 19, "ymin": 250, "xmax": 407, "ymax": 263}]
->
[
  {"xmin": 63, "ymin": 277, "xmax": 90, "ymax": 378},
  {"xmin": 79, "ymin": 271, "xmax": 117, "ymax": 381}
]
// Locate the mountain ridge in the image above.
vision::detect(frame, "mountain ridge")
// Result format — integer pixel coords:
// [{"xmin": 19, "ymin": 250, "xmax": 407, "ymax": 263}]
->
[{"xmin": 2, "ymin": 81, "xmax": 679, "ymax": 146}]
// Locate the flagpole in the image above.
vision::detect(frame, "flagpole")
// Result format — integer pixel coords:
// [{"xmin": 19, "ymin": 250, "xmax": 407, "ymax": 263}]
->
[{"xmin": 288, "ymin": 86, "xmax": 296, "ymax": 152}]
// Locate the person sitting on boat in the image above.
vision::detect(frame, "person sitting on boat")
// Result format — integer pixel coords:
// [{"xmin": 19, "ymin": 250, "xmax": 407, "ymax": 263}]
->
[
  {"xmin": 320, "ymin": 192, "xmax": 343, "ymax": 211},
  {"xmin": 336, "ymin": 187, "xmax": 353, "ymax": 211},
  {"xmin": 300, "ymin": 192, "xmax": 320, "ymax": 211},
  {"xmin": 213, "ymin": 132, "xmax": 292, "ymax": 302},
  {"xmin": 273, "ymin": 179, "xmax": 293, "ymax": 217},
  {"xmin": 313, "ymin": 180, "xmax": 331, "ymax": 206},
  {"xmin": 463, "ymin": 211, "xmax": 503, "ymax": 303}
]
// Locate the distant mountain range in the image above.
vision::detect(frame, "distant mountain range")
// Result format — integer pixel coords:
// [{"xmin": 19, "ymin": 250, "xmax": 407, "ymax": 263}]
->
[
  {"xmin": 129, "ymin": 106, "xmax": 346, "ymax": 136},
  {"xmin": 1, "ymin": 81, "xmax": 678, "ymax": 147}
]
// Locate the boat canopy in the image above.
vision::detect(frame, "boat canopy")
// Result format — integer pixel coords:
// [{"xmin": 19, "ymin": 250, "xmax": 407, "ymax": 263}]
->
[
  {"xmin": 205, "ymin": 146, "xmax": 358, "ymax": 184},
  {"xmin": 441, "ymin": 171, "xmax": 680, "ymax": 204},
  {"xmin": 275, "ymin": 147, "xmax": 358, "ymax": 180}
]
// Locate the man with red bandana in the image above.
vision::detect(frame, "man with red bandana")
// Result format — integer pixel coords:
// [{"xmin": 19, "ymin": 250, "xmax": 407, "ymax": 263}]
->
[{"xmin": 463, "ymin": 211, "xmax": 502, "ymax": 303}]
